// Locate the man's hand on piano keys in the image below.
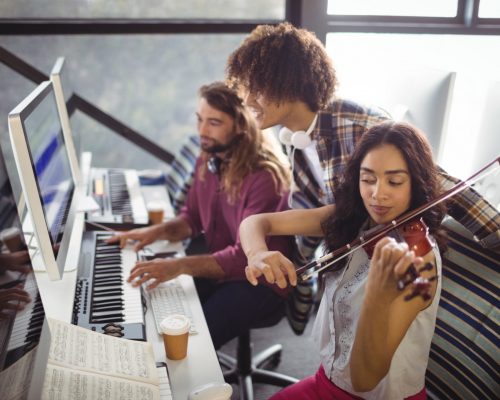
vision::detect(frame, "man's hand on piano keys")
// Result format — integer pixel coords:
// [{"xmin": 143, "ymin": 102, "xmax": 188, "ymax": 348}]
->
[
  {"xmin": 107, "ymin": 224, "xmax": 166, "ymax": 252},
  {"xmin": 127, "ymin": 257, "xmax": 182, "ymax": 290}
]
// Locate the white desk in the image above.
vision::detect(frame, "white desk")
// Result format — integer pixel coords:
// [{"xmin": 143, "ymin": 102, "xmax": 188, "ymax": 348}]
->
[{"xmin": 34, "ymin": 178, "xmax": 224, "ymax": 400}]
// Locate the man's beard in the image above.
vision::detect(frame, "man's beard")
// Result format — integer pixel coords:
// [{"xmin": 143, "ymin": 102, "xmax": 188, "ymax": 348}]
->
[
  {"xmin": 202, "ymin": 142, "xmax": 233, "ymax": 154},
  {"xmin": 202, "ymin": 134, "xmax": 241, "ymax": 154}
]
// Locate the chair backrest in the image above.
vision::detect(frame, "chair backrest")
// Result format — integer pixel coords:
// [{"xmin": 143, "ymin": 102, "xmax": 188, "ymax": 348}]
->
[
  {"xmin": 164, "ymin": 135, "xmax": 200, "ymax": 213},
  {"xmin": 426, "ymin": 217, "xmax": 499, "ymax": 400}
]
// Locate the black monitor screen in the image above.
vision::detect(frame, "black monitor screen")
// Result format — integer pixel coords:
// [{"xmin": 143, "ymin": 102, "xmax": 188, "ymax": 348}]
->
[{"xmin": 22, "ymin": 88, "xmax": 74, "ymax": 245}]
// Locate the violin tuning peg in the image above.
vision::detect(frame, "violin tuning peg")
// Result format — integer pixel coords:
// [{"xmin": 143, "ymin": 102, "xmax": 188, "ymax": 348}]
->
[
  {"xmin": 397, "ymin": 264, "xmax": 418, "ymax": 291},
  {"xmin": 418, "ymin": 262, "xmax": 434, "ymax": 273},
  {"xmin": 421, "ymin": 291, "xmax": 432, "ymax": 301},
  {"xmin": 403, "ymin": 275, "xmax": 439, "ymax": 301},
  {"xmin": 397, "ymin": 279, "xmax": 407, "ymax": 291}
]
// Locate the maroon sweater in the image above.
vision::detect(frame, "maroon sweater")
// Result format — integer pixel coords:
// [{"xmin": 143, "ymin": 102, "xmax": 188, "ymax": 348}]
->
[{"xmin": 179, "ymin": 158, "xmax": 292, "ymax": 297}]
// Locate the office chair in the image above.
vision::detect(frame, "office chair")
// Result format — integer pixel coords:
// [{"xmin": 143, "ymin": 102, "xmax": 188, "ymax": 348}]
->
[
  {"xmin": 217, "ymin": 317, "xmax": 299, "ymax": 400},
  {"xmin": 216, "ymin": 245, "xmax": 317, "ymax": 400},
  {"xmin": 425, "ymin": 217, "xmax": 499, "ymax": 399},
  {"xmin": 215, "ymin": 245, "xmax": 318, "ymax": 400}
]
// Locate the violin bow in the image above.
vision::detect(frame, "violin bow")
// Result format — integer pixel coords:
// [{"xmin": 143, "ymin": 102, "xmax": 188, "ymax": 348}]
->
[{"xmin": 297, "ymin": 156, "xmax": 500, "ymax": 281}]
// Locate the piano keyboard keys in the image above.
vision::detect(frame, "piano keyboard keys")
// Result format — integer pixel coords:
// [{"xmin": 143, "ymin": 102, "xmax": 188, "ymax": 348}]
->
[
  {"xmin": 86, "ymin": 169, "xmax": 149, "ymax": 229},
  {"xmin": 73, "ymin": 231, "xmax": 146, "ymax": 340},
  {"xmin": 89, "ymin": 235, "xmax": 143, "ymax": 325},
  {"xmin": 108, "ymin": 170, "xmax": 133, "ymax": 217}
]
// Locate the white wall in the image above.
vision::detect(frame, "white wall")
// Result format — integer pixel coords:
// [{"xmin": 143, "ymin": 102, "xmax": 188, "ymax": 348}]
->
[{"xmin": 326, "ymin": 33, "xmax": 500, "ymax": 181}]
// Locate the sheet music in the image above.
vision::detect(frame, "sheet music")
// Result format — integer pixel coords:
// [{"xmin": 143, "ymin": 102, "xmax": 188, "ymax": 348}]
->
[
  {"xmin": 46, "ymin": 318, "xmax": 159, "ymax": 385},
  {"xmin": 43, "ymin": 365, "xmax": 160, "ymax": 400}
]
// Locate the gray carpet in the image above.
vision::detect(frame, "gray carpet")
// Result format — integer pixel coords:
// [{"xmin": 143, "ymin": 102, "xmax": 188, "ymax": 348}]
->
[{"xmin": 218, "ymin": 315, "xmax": 320, "ymax": 400}]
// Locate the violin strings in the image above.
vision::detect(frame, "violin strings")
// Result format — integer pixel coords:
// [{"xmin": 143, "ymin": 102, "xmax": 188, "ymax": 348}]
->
[{"xmin": 300, "ymin": 250, "xmax": 352, "ymax": 281}]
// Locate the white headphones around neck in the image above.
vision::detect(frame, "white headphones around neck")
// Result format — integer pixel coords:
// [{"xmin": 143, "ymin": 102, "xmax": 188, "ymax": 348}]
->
[{"xmin": 278, "ymin": 114, "xmax": 318, "ymax": 150}]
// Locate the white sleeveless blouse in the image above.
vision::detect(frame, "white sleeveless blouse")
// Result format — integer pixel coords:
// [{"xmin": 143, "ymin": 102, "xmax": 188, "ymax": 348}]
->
[{"xmin": 312, "ymin": 237, "xmax": 442, "ymax": 399}]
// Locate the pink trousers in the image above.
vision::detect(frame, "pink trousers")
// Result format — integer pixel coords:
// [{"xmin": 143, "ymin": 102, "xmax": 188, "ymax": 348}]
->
[{"xmin": 270, "ymin": 365, "xmax": 427, "ymax": 400}]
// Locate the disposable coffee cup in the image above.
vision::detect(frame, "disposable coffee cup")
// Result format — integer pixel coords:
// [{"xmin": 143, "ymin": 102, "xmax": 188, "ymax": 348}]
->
[
  {"xmin": 160, "ymin": 314, "xmax": 190, "ymax": 360},
  {"xmin": 147, "ymin": 200, "xmax": 165, "ymax": 225},
  {"xmin": 0, "ymin": 227, "xmax": 25, "ymax": 252}
]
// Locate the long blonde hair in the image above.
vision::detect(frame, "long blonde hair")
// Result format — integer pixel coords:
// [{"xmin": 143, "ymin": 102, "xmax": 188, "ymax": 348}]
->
[{"xmin": 198, "ymin": 82, "xmax": 290, "ymax": 203}]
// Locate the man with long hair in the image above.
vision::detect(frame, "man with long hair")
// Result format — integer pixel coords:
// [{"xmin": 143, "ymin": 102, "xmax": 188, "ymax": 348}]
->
[
  {"xmin": 227, "ymin": 22, "xmax": 500, "ymax": 260},
  {"xmin": 110, "ymin": 81, "xmax": 293, "ymax": 348}
]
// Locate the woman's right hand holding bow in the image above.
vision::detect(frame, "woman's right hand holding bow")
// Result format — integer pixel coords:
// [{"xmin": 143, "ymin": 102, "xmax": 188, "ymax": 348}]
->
[{"xmin": 245, "ymin": 250, "xmax": 297, "ymax": 289}]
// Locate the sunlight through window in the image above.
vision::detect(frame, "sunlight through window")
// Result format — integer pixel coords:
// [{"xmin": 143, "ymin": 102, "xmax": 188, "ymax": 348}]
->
[{"xmin": 328, "ymin": 0, "xmax": 458, "ymax": 17}]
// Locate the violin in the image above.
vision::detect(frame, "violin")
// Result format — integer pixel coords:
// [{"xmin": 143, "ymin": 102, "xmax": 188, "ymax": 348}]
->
[{"xmin": 296, "ymin": 156, "xmax": 500, "ymax": 301}]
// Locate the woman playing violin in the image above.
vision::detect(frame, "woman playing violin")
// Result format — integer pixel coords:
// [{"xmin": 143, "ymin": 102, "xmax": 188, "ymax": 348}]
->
[{"xmin": 239, "ymin": 121, "xmax": 446, "ymax": 399}]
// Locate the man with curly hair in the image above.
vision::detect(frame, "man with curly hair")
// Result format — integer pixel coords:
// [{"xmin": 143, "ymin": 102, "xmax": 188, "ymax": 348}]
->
[{"xmin": 227, "ymin": 22, "xmax": 499, "ymax": 261}]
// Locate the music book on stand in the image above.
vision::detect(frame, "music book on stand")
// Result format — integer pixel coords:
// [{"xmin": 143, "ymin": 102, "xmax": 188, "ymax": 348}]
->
[{"xmin": 42, "ymin": 318, "xmax": 161, "ymax": 400}]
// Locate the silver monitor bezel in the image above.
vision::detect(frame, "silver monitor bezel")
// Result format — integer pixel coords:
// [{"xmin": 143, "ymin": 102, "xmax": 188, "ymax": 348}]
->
[{"xmin": 8, "ymin": 80, "xmax": 78, "ymax": 281}]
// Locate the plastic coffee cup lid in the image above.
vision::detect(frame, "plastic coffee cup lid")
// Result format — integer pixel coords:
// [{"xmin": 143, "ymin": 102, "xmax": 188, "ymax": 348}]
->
[
  {"xmin": 0, "ymin": 227, "xmax": 21, "ymax": 240},
  {"xmin": 160, "ymin": 314, "xmax": 190, "ymax": 335},
  {"xmin": 147, "ymin": 200, "xmax": 165, "ymax": 211}
]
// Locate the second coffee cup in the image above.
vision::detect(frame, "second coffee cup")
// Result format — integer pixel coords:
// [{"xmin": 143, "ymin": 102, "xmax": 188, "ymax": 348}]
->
[{"xmin": 147, "ymin": 200, "xmax": 165, "ymax": 225}]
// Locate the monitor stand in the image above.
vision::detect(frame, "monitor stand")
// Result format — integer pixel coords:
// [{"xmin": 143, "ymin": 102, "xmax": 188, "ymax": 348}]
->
[{"xmin": 22, "ymin": 208, "xmax": 83, "ymax": 274}]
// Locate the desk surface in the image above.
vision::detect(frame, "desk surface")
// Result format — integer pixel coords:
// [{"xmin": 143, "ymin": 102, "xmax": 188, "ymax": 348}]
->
[{"xmin": 34, "ymin": 179, "xmax": 224, "ymax": 400}]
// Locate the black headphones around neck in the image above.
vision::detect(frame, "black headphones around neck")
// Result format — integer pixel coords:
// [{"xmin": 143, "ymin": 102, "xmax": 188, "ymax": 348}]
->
[{"xmin": 207, "ymin": 156, "xmax": 223, "ymax": 175}]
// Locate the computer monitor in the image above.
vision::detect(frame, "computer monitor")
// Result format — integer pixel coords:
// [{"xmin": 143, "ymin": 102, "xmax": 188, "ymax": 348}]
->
[
  {"xmin": 0, "ymin": 146, "xmax": 51, "ymax": 400},
  {"xmin": 8, "ymin": 80, "xmax": 79, "ymax": 281},
  {"xmin": 50, "ymin": 57, "xmax": 82, "ymax": 186}
]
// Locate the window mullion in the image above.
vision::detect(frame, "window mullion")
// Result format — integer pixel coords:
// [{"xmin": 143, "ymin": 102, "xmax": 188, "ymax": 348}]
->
[{"xmin": 463, "ymin": 0, "xmax": 480, "ymax": 27}]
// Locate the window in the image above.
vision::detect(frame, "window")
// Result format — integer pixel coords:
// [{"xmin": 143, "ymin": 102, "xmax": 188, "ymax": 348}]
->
[
  {"xmin": 327, "ymin": 0, "xmax": 458, "ymax": 17},
  {"xmin": 0, "ymin": 0, "xmax": 285, "ymax": 20},
  {"xmin": 479, "ymin": 0, "xmax": 500, "ymax": 18},
  {"xmin": 0, "ymin": 34, "xmax": 245, "ymax": 170}
]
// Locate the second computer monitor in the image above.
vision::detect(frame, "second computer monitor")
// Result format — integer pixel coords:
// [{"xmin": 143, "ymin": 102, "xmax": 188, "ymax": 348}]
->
[
  {"xmin": 8, "ymin": 80, "xmax": 79, "ymax": 281},
  {"xmin": 50, "ymin": 57, "xmax": 82, "ymax": 186}
]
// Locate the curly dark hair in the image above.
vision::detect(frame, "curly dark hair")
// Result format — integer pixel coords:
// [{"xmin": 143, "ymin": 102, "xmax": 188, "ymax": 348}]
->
[
  {"xmin": 322, "ymin": 121, "xmax": 447, "ymax": 257},
  {"xmin": 226, "ymin": 22, "xmax": 338, "ymax": 112}
]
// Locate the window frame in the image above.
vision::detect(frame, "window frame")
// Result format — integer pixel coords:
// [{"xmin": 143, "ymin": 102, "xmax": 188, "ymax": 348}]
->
[
  {"xmin": 0, "ymin": 1, "xmax": 498, "ymax": 38},
  {"xmin": 301, "ymin": 0, "xmax": 500, "ymax": 43},
  {"xmin": 0, "ymin": 0, "xmax": 301, "ymax": 35}
]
